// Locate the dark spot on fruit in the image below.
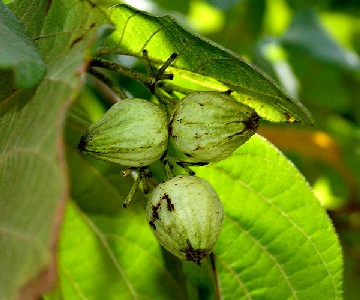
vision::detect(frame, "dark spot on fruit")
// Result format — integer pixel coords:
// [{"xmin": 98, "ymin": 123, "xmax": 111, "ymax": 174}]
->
[
  {"xmin": 149, "ymin": 220, "xmax": 156, "ymax": 230},
  {"xmin": 225, "ymin": 89, "xmax": 233, "ymax": 95},
  {"xmin": 227, "ymin": 134, "xmax": 235, "ymax": 140},
  {"xmin": 244, "ymin": 112, "xmax": 260, "ymax": 130},
  {"xmin": 181, "ymin": 239, "xmax": 208, "ymax": 265},
  {"xmin": 77, "ymin": 135, "xmax": 90, "ymax": 151},
  {"xmin": 284, "ymin": 112, "xmax": 293, "ymax": 123},
  {"xmin": 162, "ymin": 194, "xmax": 174, "ymax": 211},
  {"xmin": 198, "ymin": 103, "xmax": 204, "ymax": 107},
  {"xmin": 151, "ymin": 203, "xmax": 161, "ymax": 221},
  {"xmin": 185, "ymin": 153, "xmax": 193, "ymax": 157},
  {"xmin": 89, "ymin": 22, "xmax": 96, "ymax": 29}
]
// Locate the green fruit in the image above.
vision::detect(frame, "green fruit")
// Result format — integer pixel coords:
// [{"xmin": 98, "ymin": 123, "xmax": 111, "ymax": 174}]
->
[
  {"xmin": 147, "ymin": 175, "xmax": 224, "ymax": 264},
  {"xmin": 78, "ymin": 98, "xmax": 168, "ymax": 167},
  {"xmin": 169, "ymin": 91, "xmax": 259, "ymax": 162}
]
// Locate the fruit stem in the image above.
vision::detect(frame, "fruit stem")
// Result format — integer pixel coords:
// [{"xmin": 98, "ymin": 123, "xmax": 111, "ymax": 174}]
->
[
  {"xmin": 157, "ymin": 82, "xmax": 194, "ymax": 96},
  {"xmin": 122, "ymin": 172, "xmax": 141, "ymax": 208},
  {"xmin": 161, "ymin": 156, "xmax": 174, "ymax": 179},
  {"xmin": 90, "ymin": 58, "xmax": 150, "ymax": 86},
  {"xmin": 139, "ymin": 167, "xmax": 151, "ymax": 194},
  {"xmin": 154, "ymin": 88, "xmax": 176, "ymax": 107}
]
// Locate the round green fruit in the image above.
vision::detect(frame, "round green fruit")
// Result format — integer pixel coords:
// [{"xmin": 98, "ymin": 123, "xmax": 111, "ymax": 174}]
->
[
  {"xmin": 78, "ymin": 98, "xmax": 168, "ymax": 167},
  {"xmin": 169, "ymin": 91, "xmax": 259, "ymax": 162},
  {"xmin": 147, "ymin": 175, "xmax": 224, "ymax": 264}
]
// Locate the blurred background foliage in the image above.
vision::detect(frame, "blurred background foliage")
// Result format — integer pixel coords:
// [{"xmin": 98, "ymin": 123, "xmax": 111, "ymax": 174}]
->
[{"xmin": 85, "ymin": 0, "xmax": 360, "ymax": 298}]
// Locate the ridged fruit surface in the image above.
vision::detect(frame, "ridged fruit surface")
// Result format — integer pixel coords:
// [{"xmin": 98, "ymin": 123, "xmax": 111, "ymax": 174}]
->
[
  {"xmin": 78, "ymin": 98, "xmax": 168, "ymax": 167},
  {"xmin": 147, "ymin": 175, "xmax": 224, "ymax": 264},
  {"xmin": 169, "ymin": 91, "xmax": 259, "ymax": 162}
]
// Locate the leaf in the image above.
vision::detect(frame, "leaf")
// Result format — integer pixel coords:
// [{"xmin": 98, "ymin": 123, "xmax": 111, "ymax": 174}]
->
[
  {"xmin": 193, "ymin": 134, "xmax": 343, "ymax": 299},
  {"xmin": 281, "ymin": 9, "xmax": 358, "ymax": 70},
  {"xmin": 46, "ymin": 200, "xmax": 188, "ymax": 300},
  {"xmin": 0, "ymin": 2, "xmax": 45, "ymax": 88},
  {"xmin": 0, "ymin": 1, "xmax": 109, "ymax": 299},
  {"xmin": 102, "ymin": 4, "xmax": 313, "ymax": 125}
]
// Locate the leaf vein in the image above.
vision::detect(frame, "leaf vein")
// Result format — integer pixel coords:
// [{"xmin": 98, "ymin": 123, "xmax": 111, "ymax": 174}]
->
[
  {"xmin": 213, "ymin": 164, "xmax": 339, "ymax": 297},
  {"xmin": 216, "ymin": 255, "xmax": 252, "ymax": 299},
  {"xmin": 81, "ymin": 212, "xmax": 139, "ymax": 299},
  {"xmin": 105, "ymin": 233, "xmax": 185, "ymax": 290},
  {"xmin": 115, "ymin": 10, "xmax": 137, "ymax": 50},
  {"xmin": 224, "ymin": 214, "xmax": 298, "ymax": 299}
]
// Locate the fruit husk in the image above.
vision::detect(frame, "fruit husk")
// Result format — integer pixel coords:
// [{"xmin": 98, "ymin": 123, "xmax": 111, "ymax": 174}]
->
[
  {"xmin": 169, "ymin": 91, "xmax": 259, "ymax": 163},
  {"xmin": 78, "ymin": 98, "xmax": 168, "ymax": 167},
  {"xmin": 147, "ymin": 175, "xmax": 224, "ymax": 264}
]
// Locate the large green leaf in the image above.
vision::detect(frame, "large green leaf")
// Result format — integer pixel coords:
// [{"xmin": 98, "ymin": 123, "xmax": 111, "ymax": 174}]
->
[
  {"xmin": 102, "ymin": 4, "xmax": 313, "ymax": 125},
  {"xmin": 193, "ymin": 134, "xmax": 343, "ymax": 299},
  {"xmin": 0, "ymin": 1, "xmax": 109, "ymax": 299},
  {"xmin": 0, "ymin": 2, "xmax": 45, "ymax": 88}
]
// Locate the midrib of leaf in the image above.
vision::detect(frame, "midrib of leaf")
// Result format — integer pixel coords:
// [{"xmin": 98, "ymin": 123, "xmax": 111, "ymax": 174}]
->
[
  {"xmin": 104, "ymin": 233, "xmax": 185, "ymax": 290},
  {"xmin": 0, "ymin": 227, "xmax": 43, "ymax": 255},
  {"xmin": 213, "ymin": 164, "xmax": 339, "ymax": 298},
  {"xmin": 216, "ymin": 255, "xmax": 251, "ymax": 300},
  {"xmin": 60, "ymin": 265, "xmax": 88, "ymax": 300},
  {"xmin": 79, "ymin": 211, "xmax": 139, "ymax": 299},
  {"xmin": 224, "ymin": 214, "xmax": 297, "ymax": 299}
]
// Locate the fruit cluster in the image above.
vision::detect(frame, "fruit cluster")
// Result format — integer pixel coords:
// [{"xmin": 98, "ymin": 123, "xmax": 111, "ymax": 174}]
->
[{"xmin": 79, "ymin": 84, "xmax": 258, "ymax": 264}]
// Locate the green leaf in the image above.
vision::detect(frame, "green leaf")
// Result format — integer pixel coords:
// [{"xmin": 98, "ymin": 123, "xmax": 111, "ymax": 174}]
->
[
  {"xmin": 281, "ymin": 9, "xmax": 358, "ymax": 70},
  {"xmin": 193, "ymin": 134, "xmax": 343, "ymax": 299},
  {"xmin": 0, "ymin": 2, "xmax": 45, "ymax": 88},
  {"xmin": 102, "ymin": 4, "xmax": 313, "ymax": 125},
  {"xmin": 0, "ymin": 1, "xmax": 109, "ymax": 299},
  {"xmin": 47, "ymin": 200, "xmax": 188, "ymax": 300}
]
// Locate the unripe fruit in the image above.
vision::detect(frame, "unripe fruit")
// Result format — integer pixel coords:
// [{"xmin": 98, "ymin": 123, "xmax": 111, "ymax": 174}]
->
[
  {"xmin": 78, "ymin": 98, "xmax": 168, "ymax": 167},
  {"xmin": 147, "ymin": 175, "xmax": 224, "ymax": 264},
  {"xmin": 169, "ymin": 92, "xmax": 259, "ymax": 162}
]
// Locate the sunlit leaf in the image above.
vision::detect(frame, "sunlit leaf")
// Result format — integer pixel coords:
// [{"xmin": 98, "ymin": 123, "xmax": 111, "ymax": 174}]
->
[
  {"xmin": 194, "ymin": 134, "xmax": 343, "ymax": 299},
  {"xmin": 102, "ymin": 4, "xmax": 313, "ymax": 125}
]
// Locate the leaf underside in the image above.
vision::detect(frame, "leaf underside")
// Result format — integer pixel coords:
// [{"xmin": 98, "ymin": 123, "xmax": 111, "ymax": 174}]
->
[
  {"xmin": 0, "ymin": 2, "xmax": 45, "ymax": 88},
  {"xmin": 103, "ymin": 4, "xmax": 313, "ymax": 125},
  {"xmin": 0, "ymin": 0, "xmax": 109, "ymax": 298}
]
